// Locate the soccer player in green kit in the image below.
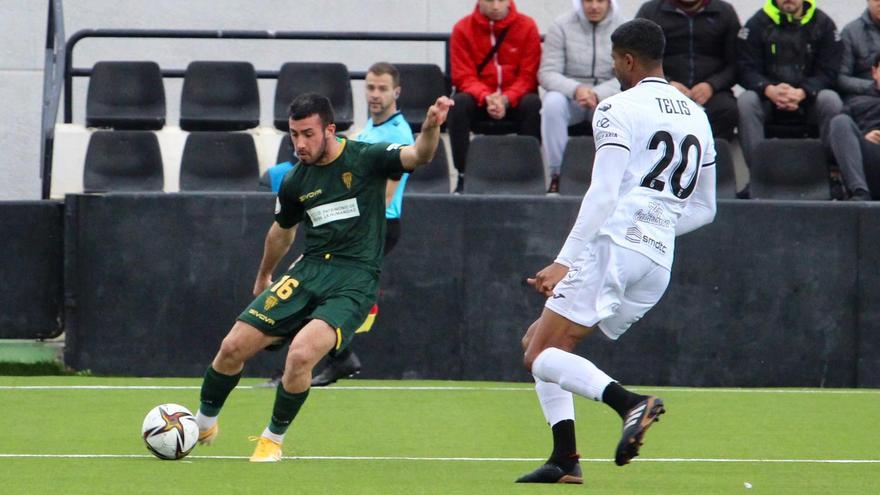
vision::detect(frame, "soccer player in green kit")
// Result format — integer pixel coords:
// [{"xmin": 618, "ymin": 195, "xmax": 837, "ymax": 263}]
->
[{"xmin": 194, "ymin": 93, "xmax": 453, "ymax": 462}]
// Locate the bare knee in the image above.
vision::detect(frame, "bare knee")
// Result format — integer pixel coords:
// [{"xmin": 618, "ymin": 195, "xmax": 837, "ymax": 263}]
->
[{"xmin": 214, "ymin": 337, "xmax": 247, "ymax": 373}]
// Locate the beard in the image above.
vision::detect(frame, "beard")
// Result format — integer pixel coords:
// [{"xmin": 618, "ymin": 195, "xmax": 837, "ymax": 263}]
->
[{"xmin": 299, "ymin": 135, "xmax": 328, "ymax": 166}]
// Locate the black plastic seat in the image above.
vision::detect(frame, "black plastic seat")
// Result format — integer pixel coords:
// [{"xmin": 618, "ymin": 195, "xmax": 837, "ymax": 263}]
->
[
  {"xmin": 277, "ymin": 135, "xmax": 295, "ymax": 164},
  {"xmin": 558, "ymin": 137, "xmax": 595, "ymax": 197},
  {"xmin": 83, "ymin": 131, "xmax": 164, "ymax": 192},
  {"xmin": 86, "ymin": 61, "xmax": 165, "ymax": 130},
  {"xmin": 274, "ymin": 62, "xmax": 353, "ymax": 132},
  {"xmin": 750, "ymin": 139, "xmax": 830, "ymax": 200},
  {"xmin": 406, "ymin": 141, "xmax": 451, "ymax": 193},
  {"xmin": 714, "ymin": 138, "xmax": 737, "ymax": 199},
  {"xmin": 463, "ymin": 135, "xmax": 545, "ymax": 195},
  {"xmin": 180, "ymin": 61, "xmax": 259, "ymax": 131},
  {"xmin": 180, "ymin": 132, "xmax": 259, "ymax": 191},
  {"xmin": 395, "ymin": 64, "xmax": 448, "ymax": 133}
]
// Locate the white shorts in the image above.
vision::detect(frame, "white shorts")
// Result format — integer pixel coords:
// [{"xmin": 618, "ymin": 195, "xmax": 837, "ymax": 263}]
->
[{"xmin": 545, "ymin": 236, "xmax": 671, "ymax": 340}]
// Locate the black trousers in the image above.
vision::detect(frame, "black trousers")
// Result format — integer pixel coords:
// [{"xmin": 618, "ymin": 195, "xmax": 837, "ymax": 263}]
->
[{"xmin": 448, "ymin": 92, "xmax": 542, "ymax": 173}]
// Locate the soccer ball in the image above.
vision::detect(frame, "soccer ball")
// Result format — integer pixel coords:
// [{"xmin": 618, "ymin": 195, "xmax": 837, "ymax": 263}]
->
[{"xmin": 141, "ymin": 403, "xmax": 199, "ymax": 460}]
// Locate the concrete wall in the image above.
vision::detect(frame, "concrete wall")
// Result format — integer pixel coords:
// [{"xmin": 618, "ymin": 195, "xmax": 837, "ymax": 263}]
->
[
  {"xmin": 59, "ymin": 194, "xmax": 880, "ymax": 387},
  {"xmin": 0, "ymin": 0, "xmax": 865, "ymax": 200}
]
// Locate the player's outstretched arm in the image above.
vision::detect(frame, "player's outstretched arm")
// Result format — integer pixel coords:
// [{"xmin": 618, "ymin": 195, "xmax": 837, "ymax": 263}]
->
[
  {"xmin": 675, "ymin": 164, "xmax": 716, "ymax": 236},
  {"xmin": 253, "ymin": 221, "xmax": 298, "ymax": 296},
  {"xmin": 400, "ymin": 96, "xmax": 454, "ymax": 171}
]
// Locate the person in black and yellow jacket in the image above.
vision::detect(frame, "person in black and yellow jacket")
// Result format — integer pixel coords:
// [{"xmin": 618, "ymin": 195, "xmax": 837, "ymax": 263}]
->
[{"xmin": 736, "ymin": 0, "xmax": 843, "ymax": 190}]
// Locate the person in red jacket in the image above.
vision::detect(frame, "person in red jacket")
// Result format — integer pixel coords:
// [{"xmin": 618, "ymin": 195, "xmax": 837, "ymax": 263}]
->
[{"xmin": 448, "ymin": 0, "xmax": 542, "ymax": 193}]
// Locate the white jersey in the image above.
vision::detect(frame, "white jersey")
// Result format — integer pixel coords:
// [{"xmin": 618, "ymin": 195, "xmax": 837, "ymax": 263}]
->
[{"xmin": 592, "ymin": 77, "xmax": 716, "ymax": 269}]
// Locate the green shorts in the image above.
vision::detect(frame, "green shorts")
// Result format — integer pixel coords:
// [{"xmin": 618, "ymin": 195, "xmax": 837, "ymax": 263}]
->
[{"xmin": 238, "ymin": 256, "xmax": 379, "ymax": 353}]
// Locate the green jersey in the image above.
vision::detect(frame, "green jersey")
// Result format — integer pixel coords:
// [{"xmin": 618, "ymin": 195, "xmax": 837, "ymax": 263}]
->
[{"xmin": 275, "ymin": 138, "xmax": 405, "ymax": 275}]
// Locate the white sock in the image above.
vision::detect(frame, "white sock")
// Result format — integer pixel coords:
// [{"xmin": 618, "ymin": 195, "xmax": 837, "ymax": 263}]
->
[
  {"xmin": 195, "ymin": 411, "xmax": 217, "ymax": 431},
  {"xmin": 261, "ymin": 427, "xmax": 284, "ymax": 444},
  {"xmin": 532, "ymin": 347, "xmax": 614, "ymax": 402},
  {"xmin": 534, "ymin": 375, "xmax": 575, "ymax": 426}
]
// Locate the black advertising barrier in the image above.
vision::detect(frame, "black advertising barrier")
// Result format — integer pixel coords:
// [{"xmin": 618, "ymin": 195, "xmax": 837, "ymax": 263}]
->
[
  {"xmin": 0, "ymin": 201, "xmax": 64, "ymax": 339},
  {"xmin": 62, "ymin": 193, "xmax": 878, "ymax": 387}
]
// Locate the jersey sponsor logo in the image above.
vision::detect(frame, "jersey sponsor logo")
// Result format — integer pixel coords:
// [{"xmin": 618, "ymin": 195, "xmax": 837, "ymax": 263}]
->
[
  {"xmin": 625, "ymin": 226, "xmax": 668, "ymax": 254},
  {"xmin": 625, "ymin": 226, "xmax": 643, "ymax": 244},
  {"xmin": 595, "ymin": 118, "xmax": 611, "ymax": 128},
  {"xmin": 248, "ymin": 308, "xmax": 276, "ymax": 326},
  {"xmin": 594, "ymin": 130, "xmax": 619, "ymax": 143},
  {"xmin": 299, "ymin": 189, "xmax": 323, "ymax": 203},
  {"xmin": 342, "ymin": 172, "xmax": 353, "ymax": 190},
  {"xmin": 598, "ymin": 103, "xmax": 611, "ymax": 112},
  {"xmin": 633, "ymin": 201, "xmax": 673, "ymax": 228},
  {"xmin": 551, "ymin": 293, "xmax": 566, "ymax": 299},
  {"xmin": 307, "ymin": 198, "xmax": 360, "ymax": 227},
  {"xmin": 386, "ymin": 143, "xmax": 403, "ymax": 151}
]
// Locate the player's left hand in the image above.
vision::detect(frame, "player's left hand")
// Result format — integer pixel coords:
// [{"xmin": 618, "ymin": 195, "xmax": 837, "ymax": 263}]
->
[
  {"xmin": 424, "ymin": 96, "xmax": 454, "ymax": 129},
  {"xmin": 527, "ymin": 262, "xmax": 569, "ymax": 297}
]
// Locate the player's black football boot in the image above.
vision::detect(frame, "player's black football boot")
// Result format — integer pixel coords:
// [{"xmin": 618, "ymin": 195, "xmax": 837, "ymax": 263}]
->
[
  {"xmin": 614, "ymin": 396, "xmax": 665, "ymax": 466},
  {"xmin": 311, "ymin": 350, "xmax": 362, "ymax": 387},
  {"xmin": 515, "ymin": 461, "xmax": 583, "ymax": 484}
]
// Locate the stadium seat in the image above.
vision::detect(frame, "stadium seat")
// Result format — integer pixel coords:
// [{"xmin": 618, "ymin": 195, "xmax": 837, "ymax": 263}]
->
[
  {"xmin": 85, "ymin": 61, "xmax": 166, "ymax": 130},
  {"xmin": 713, "ymin": 138, "xmax": 737, "ymax": 199},
  {"xmin": 180, "ymin": 132, "xmax": 259, "ymax": 191},
  {"xmin": 276, "ymin": 135, "xmax": 295, "ymax": 164},
  {"xmin": 749, "ymin": 139, "xmax": 831, "ymax": 200},
  {"xmin": 558, "ymin": 136, "xmax": 595, "ymax": 197},
  {"xmin": 83, "ymin": 131, "xmax": 164, "ymax": 192},
  {"xmin": 273, "ymin": 62, "xmax": 353, "ymax": 132},
  {"xmin": 463, "ymin": 135, "xmax": 544, "ymax": 195},
  {"xmin": 180, "ymin": 61, "xmax": 259, "ymax": 131},
  {"xmin": 406, "ymin": 141, "xmax": 451, "ymax": 193},
  {"xmin": 394, "ymin": 64, "xmax": 448, "ymax": 133}
]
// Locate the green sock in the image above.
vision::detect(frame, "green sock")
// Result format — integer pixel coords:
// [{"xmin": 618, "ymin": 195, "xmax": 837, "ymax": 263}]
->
[
  {"xmin": 268, "ymin": 384, "xmax": 310, "ymax": 435},
  {"xmin": 199, "ymin": 366, "xmax": 242, "ymax": 417}
]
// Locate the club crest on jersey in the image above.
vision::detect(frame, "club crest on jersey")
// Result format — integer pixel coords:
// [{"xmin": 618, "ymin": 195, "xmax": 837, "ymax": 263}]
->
[
  {"xmin": 342, "ymin": 172, "xmax": 353, "ymax": 190},
  {"xmin": 264, "ymin": 295, "xmax": 279, "ymax": 312}
]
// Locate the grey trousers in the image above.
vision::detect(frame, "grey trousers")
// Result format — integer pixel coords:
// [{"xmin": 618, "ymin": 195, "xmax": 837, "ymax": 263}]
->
[
  {"xmin": 829, "ymin": 113, "xmax": 880, "ymax": 195},
  {"xmin": 540, "ymin": 90, "xmax": 594, "ymax": 176},
  {"xmin": 737, "ymin": 89, "xmax": 843, "ymax": 168}
]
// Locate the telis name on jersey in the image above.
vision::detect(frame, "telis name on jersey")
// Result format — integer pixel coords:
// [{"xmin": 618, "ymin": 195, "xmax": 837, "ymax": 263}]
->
[{"xmin": 654, "ymin": 97, "xmax": 691, "ymax": 116}]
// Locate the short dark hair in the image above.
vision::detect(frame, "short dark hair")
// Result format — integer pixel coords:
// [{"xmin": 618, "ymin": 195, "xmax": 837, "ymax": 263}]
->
[
  {"xmin": 288, "ymin": 93, "xmax": 335, "ymax": 127},
  {"xmin": 611, "ymin": 19, "xmax": 665, "ymax": 65},
  {"xmin": 367, "ymin": 61, "xmax": 400, "ymax": 87}
]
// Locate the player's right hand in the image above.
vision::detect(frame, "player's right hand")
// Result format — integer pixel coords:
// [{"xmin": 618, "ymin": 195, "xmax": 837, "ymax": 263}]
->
[
  {"xmin": 424, "ymin": 96, "xmax": 454, "ymax": 129},
  {"xmin": 526, "ymin": 262, "xmax": 569, "ymax": 298}
]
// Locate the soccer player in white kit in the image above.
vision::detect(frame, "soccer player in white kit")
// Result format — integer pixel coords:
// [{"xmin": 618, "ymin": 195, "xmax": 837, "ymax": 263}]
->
[{"xmin": 516, "ymin": 19, "xmax": 717, "ymax": 484}]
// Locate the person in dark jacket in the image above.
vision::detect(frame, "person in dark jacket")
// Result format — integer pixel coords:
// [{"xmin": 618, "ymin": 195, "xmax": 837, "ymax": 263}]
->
[
  {"xmin": 448, "ymin": 0, "xmax": 542, "ymax": 193},
  {"xmin": 736, "ymin": 0, "xmax": 843, "ymax": 176},
  {"xmin": 829, "ymin": 1, "xmax": 880, "ymax": 200},
  {"xmin": 636, "ymin": 0, "xmax": 741, "ymax": 141}
]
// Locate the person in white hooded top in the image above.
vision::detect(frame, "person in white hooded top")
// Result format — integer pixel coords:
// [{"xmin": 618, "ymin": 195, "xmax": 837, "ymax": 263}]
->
[{"xmin": 539, "ymin": 0, "xmax": 626, "ymax": 193}]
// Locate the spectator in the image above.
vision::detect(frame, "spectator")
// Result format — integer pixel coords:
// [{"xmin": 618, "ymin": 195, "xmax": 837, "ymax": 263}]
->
[
  {"xmin": 736, "ymin": 0, "xmax": 843, "ymax": 194},
  {"xmin": 829, "ymin": 1, "xmax": 880, "ymax": 201},
  {"xmin": 636, "ymin": 0, "xmax": 741, "ymax": 141},
  {"xmin": 448, "ymin": 0, "xmax": 542, "ymax": 193},
  {"xmin": 540, "ymin": 0, "xmax": 624, "ymax": 194}
]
